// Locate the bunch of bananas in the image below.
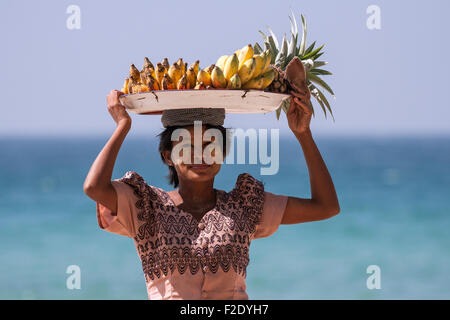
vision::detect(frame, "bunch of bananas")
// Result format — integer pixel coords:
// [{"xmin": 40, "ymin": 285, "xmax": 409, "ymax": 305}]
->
[
  {"xmin": 213, "ymin": 44, "xmax": 275, "ymax": 90},
  {"xmin": 121, "ymin": 45, "xmax": 275, "ymax": 94},
  {"xmin": 121, "ymin": 57, "xmax": 200, "ymax": 94}
]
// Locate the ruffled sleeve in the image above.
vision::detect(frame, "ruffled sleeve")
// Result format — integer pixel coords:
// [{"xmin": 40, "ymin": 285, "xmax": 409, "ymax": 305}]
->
[
  {"xmin": 96, "ymin": 171, "xmax": 148, "ymax": 238},
  {"xmin": 232, "ymin": 173, "xmax": 265, "ymax": 235},
  {"xmin": 233, "ymin": 173, "xmax": 288, "ymax": 240},
  {"xmin": 253, "ymin": 191, "xmax": 288, "ymax": 239}
]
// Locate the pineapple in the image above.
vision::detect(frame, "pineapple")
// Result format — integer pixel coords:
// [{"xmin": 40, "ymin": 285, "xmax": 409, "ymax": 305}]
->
[{"xmin": 257, "ymin": 11, "xmax": 335, "ymax": 121}]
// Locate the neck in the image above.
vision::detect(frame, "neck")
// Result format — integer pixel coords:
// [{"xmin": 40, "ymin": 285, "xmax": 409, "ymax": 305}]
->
[{"xmin": 177, "ymin": 179, "xmax": 216, "ymax": 207}]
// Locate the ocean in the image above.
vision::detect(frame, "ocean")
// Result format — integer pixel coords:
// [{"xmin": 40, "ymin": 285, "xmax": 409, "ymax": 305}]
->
[{"xmin": 1, "ymin": 135, "xmax": 449, "ymax": 299}]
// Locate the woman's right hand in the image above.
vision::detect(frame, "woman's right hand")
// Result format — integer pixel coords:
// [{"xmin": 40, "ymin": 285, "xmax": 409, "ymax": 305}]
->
[{"xmin": 107, "ymin": 89, "xmax": 131, "ymax": 128}]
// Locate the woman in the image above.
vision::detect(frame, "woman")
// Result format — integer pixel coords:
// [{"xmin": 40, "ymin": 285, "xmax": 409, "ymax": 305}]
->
[{"xmin": 83, "ymin": 88, "xmax": 340, "ymax": 300}]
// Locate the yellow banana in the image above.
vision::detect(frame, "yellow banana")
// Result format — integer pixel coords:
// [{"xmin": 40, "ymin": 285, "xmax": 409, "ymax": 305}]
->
[
  {"xmin": 223, "ymin": 53, "xmax": 239, "ymax": 81},
  {"xmin": 237, "ymin": 44, "xmax": 254, "ymax": 69},
  {"xmin": 127, "ymin": 77, "xmax": 134, "ymax": 93},
  {"xmin": 176, "ymin": 58, "xmax": 184, "ymax": 75},
  {"xmin": 227, "ymin": 73, "xmax": 241, "ymax": 89},
  {"xmin": 194, "ymin": 81, "xmax": 206, "ymax": 89},
  {"xmin": 152, "ymin": 76, "xmax": 161, "ymax": 90},
  {"xmin": 150, "ymin": 67, "xmax": 156, "ymax": 79},
  {"xmin": 215, "ymin": 55, "xmax": 228, "ymax": 71},
  {"xmin": 128, "ymin": 77, "xmax": 149, "ymax": 93},
  {"xmin": 205, "ymin": 64, "xmax": 215, "ymax": 75},
  {"xmin": 186, "ymin": 66, "xmax": 197, "ymax": 89},
  {"xmin": 261, "ymin": 68, "xmax": 275, "ymax": 89},
  {"xmin": 140, "ymin": 67, "xmax": 156, "ymax": 83},
  {"xmin": 177, "ymin": 75, "xmax": 188, "ymax": 89},
  {"xmin": 137, "ymin": 84, "xmax": 150, "ymax": 93},
  {"xmin": 189, "ymin": 60, "xmax": 200, "ymax": 75},
  {"xmin": 155, "ymin": 63, "xmax": 167, "ymax": 85},
  {"xmin": 211, "ymin": 66, "xmax": 227, "ymax": 88},
  {"xmin": 143, "ymin": 57, "xmax": 154, "ymax": 70},
  {"xmin": 121, "ymin": 78, "xmax": 130, "ymax": 94},
  {"xmin": 162, "ymin": 58, "xmax": 170, "ymax": 70},
  {"xmin": 252, "ymin": 53, "xmax": 266, "ymax": 78},
  {"xmin": 241, "ymin": 74, "xmax": 265, "ymax": 90},
  {"xmin": 238, "ymin": 57, "xmax": 256, "ymax": 84},
  {"xmin": 143, "ymin": 73, "xmax": 160, "ymax": 91},
  {"xmin": 241, "ymin": 68, "xmax": 275, "ymax": 90},
  {"xmin": 129, "ymin": 64, "xmax": 141, "ymax": 82},
  {"xmin": 196, "ymin": 69, "xmax": 211, "ymax": 87},
  {"xmin": 262, "ymin": 50, "xmax": 272, "ymax": 72},
  {"xmin": 168, "ymin": 63, "xmax": 182, "ymax": 87},
  {"xmin": 161, "ymin": 74, "xmax": 175, "ymax": 90},
  {"xmin": 140, "ymin": 67, "xmax": 149, "ymax": 83}
]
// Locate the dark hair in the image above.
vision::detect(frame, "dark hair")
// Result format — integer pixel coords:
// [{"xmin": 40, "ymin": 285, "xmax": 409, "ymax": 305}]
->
[{"xmin": 158, "ymin": 124, "xmax": 230, "ymax": 188}]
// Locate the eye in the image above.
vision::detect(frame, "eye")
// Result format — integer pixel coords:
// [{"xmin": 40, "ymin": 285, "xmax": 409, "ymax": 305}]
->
[{"xmin": 179, "ymin": 143, "xmax": 191, "ymax": 149}]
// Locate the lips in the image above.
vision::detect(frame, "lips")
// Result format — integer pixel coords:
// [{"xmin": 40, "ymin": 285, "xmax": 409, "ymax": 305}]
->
[{"xmin": 189, "ymin": 164, "xmax": 211, "ymax": 170}]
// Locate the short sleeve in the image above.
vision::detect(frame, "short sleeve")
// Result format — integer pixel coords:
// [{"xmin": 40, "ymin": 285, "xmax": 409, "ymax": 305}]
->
[
  {"xmin": 96, "ymin": 171, "xmax": 146, "ymax": 238},
  {"xmin": 253, "ymin": 192, "xmax": 288, "ymax": 239}
]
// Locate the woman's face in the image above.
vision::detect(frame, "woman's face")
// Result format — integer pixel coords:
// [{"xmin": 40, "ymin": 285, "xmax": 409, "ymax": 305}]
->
[{"xmin": 164, "ymin": 125, "xmax": 223, "ymax": 185}]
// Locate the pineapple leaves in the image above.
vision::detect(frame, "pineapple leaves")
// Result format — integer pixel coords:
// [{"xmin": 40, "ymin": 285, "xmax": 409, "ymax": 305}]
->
[
  {"xmin": 275, "ymin": 105, "xmax": 282, "ymax": 120},
  {"xmin": 316, "ymin": 88, "xmax": 335, "ymax": 122},
  {"xmin": 281, "ymin": 98, "xmax": 290, "ymax": 114},
  {"xmin": 304, "ymin": 41, "xmax": 316, "ymax": 55},
  {"xmin": 308, "ymin": 84, "xmax": 327, "ymax": 118},
  {"xmin": 268, "ymin": 28, "xmax": 280, "ymax": 51},
  {"xmin": 276, "ymin": 98, "xmax": 291, "ymax": 120},
  {"xmin": 310, "ymin": 68, "xmax": 332, "ymax": 76},
  {"xmin": 287, "ymin": 12, "xmax": 298, "ymax": 61},
  {"xmin": 313, "ymin": 52, "xmax": 324, "ymax": 60},
  {"xmin": 287, "ymin": 34, "xmax": 297, "ymax": 62},
  {"xmin": 299, "ymin": 14, "xmax": 307, "ymax": 56},
  {"xmin": 306, "ymin": 71, "xmax": 335, "ymax": 96},
  {"xmin": 308, "ymin": 99, "xmax": 315, "ymax": 118},
  {"xmin": 275, "ymin": 33, "xmax": 288, "ymax": 68},
  {"xmin": 258, "ymin": 12, "xmax": 335, "ymax": 122},
  {"xmin": 313, "ymin": 92, "xmax": 328, "ymax": 119},
  {"xmin": 259, "ymin": 31, "xmax": 279, "ymax": 63},
  {"xmin": 309, "ymin": 83, "xmax": 335, "ymax": 122},
  {"xmin": 313, "ymin": 61, "xmax": 328, "ymax": 68},
  {"xmin": 290, "ymin": 9, "xmax": 299, "ymax": 36},
  {"xmin": 301, "ymin": 44, "xmax": 324, "ymax": 60},
  {"xmin": 254, "ymin": 42, "xmax": 263, "ymax": 54}
]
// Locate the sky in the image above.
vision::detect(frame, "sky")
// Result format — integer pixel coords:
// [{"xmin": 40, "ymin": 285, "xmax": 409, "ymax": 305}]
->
[{"xmin": 1, "ymin": 0, "xmax": 449, "ymax": 138}]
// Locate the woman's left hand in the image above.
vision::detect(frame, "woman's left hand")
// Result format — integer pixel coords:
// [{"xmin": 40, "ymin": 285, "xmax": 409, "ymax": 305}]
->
[{"xmin": 287, "ymin": 91, "xmax": 313, "ymax": 136}]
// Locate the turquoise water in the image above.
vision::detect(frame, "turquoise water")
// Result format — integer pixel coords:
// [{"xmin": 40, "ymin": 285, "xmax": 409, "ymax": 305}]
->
[{"xmin": 1, "ymin": 136, "xmax": 449, "ymax": 299}]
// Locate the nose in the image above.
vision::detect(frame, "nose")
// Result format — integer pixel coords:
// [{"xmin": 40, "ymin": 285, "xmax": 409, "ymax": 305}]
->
[{"xmin": 191, "ymin": 144, "xmax": 206, "ymax": 164}]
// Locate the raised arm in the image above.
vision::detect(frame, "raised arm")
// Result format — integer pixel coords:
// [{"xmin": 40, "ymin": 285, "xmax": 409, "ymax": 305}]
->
[
  {"xmin": 280, "ymin": 91, "xmax": 340, "ymax": 224},
  {"xmin": 83, "ymin": 90, "xmax": 131, "ymax": 214}
]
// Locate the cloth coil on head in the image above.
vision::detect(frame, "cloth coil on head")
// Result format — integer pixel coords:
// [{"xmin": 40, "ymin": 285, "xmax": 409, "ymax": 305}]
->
[{"xmin": 161, "ymin": 108, "xmax": 225, "ymax": 128}]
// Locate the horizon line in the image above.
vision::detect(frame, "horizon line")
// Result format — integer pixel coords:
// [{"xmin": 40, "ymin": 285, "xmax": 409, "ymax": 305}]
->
[{"xmin": 1, "ymin": 131, "xmax": 450, "ymax": 140}]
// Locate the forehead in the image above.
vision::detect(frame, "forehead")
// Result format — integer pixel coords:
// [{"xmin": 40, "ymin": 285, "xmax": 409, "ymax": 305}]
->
[{"xmin": 181, "ymin": 125, "xmax": 215, "ymax": 136}]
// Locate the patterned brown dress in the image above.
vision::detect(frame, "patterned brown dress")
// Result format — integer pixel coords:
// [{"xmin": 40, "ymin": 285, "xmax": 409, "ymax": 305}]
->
[{"xmin": 96, "ymin": 171, "xmax": 288, "ymax": 299}]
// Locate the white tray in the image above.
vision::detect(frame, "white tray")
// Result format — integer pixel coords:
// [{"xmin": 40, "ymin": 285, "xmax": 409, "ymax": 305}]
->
[{"xmin": 119, "ymin": 89, "xmax": 291, "ymax": 114}]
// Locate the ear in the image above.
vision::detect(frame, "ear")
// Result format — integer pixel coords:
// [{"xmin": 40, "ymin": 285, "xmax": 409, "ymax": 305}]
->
[{"xmin": 161, "ymin": 150, "xmax": 173, "ymax": 166}]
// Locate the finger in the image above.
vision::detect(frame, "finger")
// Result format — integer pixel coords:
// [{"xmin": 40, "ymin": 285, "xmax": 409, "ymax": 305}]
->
[
  {"xmin": 294, "ymin": 97, "xmax": 312, "ymax": 114},
  {"xmin": 111, "ymin": 90, "xmax": 124, "ymax": 98},
  {"xmin": 294, "ymin": 97, "xmax": 311, "ymax": 113},
  {"xmin": 287, "ymin": 97, "xmax": 297, "ymax": 116},
  {"xmin": 291, "ymin": 90, "xmax": 308, "ymax": 100}
]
